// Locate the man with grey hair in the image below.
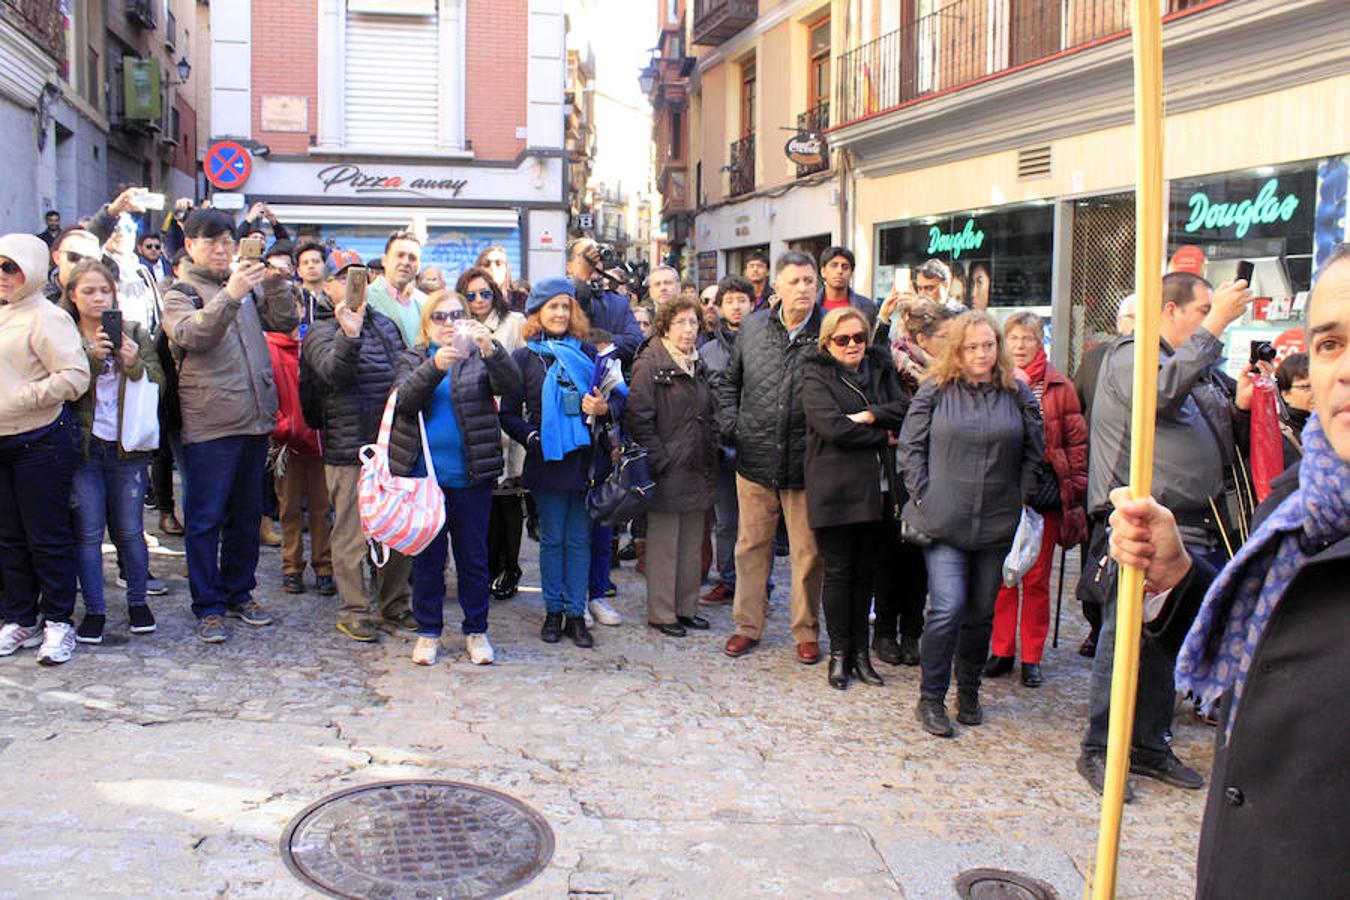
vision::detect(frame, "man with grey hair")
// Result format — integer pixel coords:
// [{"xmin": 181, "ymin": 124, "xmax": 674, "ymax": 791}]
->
[
  {"xmin": 645, "ymin": 265, "xmax": 680, "ymax": 310},
  {"xmin": 915, "ymin": 258, "xmax": 963, "ymax": 312}
]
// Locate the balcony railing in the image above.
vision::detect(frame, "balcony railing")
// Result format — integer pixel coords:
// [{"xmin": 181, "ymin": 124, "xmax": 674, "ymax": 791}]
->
[
  {"xmin": 728, "ymin": 133, "xmax": 755, "ymax": 198},
  {"xmin": 796, "ymin": 101, "xmax": 830, "ymax": 178},
  {"xmin": 693, "ymin": 0, "xmax": 757, "ymax": 47},
  {"xmin": 837, "ymin": 0, "xmax": 1222, "ymax": 127}
]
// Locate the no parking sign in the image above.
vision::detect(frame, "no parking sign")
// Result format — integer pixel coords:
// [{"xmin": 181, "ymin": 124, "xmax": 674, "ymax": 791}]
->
[{"xmin": 205, "ymin": 141, "xmax": 252, "ymax": 191}]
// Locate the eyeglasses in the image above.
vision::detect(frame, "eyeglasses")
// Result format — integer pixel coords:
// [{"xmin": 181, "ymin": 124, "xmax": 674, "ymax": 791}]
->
[
  {"xmin": 1289, "ymin": 382, "xmax": 1312, "ymax": 392},
  {"xmin": 64, "ymin": 252, "xmax": 90, "ymax": 265},
  {"xmin": 0, "ymin": 260, "xmax": 21, "ymax": 276},
  {"xmin": 466, "ymin": 290, "xmax": 495, "ymax": 302},
  {"xmin": 430, "ymin": 310, "xmax": 466, "ymax": 323},
  {"xmin": 486, "ymin": 258, "xmax": 507, "ymax": 267},
  {"xmin": 829, "ymin": 332, "xmax": 868, "ymax": 347}
]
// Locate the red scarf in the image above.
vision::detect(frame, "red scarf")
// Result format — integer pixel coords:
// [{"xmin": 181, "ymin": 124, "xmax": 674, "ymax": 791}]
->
[{"xmin": 1022, "ymin": 346, "xmax": 1048, "ymax": 387}]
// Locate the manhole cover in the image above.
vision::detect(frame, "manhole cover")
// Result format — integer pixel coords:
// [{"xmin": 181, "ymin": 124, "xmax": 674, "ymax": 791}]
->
[
  {"xmin": 955, "ymin": 868, "xmax": 1058, "ymax": 900},
  {"xmin": 281, "ymin": 779, "xmax": 554, "ymax": 899}
]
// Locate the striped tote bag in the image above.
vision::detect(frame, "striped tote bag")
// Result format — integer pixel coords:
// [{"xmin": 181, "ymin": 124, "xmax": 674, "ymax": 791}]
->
[{"xmin": 358, "ymin": 390, "xmax": 446, "ymax": 565}]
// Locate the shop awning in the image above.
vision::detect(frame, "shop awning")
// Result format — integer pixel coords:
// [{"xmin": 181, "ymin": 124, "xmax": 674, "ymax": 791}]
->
[{"xmin": 263, "ymin": 205, "xmax": 520, "ymax": 229}]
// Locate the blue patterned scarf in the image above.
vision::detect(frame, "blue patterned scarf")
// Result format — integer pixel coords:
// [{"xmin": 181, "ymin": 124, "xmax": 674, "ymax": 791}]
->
[
  {"xmin": 1176, "ymin": 414, "xmax": 1350, "ymax": 741},
  {"xmin": 528, "ymin": 336, "xmax": 595, "ymax": 462}
]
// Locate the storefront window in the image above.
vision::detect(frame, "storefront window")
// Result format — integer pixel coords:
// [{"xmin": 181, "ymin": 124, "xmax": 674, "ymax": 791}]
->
[
  {"xmin": 872, "ymin": 202, "xmax": 1055, "ymax": 309},
  {"xmin": 304, "ymin": 225, "xmax": 522, "ymax": 279}
]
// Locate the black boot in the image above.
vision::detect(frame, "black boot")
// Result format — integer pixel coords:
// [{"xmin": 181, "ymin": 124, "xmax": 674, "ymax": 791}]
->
[
  {"xmin": 1020, "ymin": 662, "xmax": 1043, "ymax": 687},
  {"xmin": 827, "ymin": 649, "xmax": 849, "ymax": 690},
  {"xmin": 872, "ymin": 634, "xmax": 902, "ymax": 666},
  {"xmin": 916, "ymin": 698, "xmax": 954, "ymax": 737},
  {"xmin": 563, "ymin": 615, "xmax": 594, "ymax": 648},
  {"xmin": 898, "ymin": 634, "xmax": 921, "ymax": 666},
  {"xmin": 851, "ymin": 649, "xmax": 885, "ymax": 686},
  {"xmin": 956, "ymin": 688, "xmax": 983, "ymax": 726},
  {"xmin": 540, "ymin": 611, "xmax": 563, "ymax": 643},
  {"xmin": 982, "ymin": 655, "xmax": 1015, "ymax": 677},
  {"xmin": 491, "ymin": 567, "xmax": 521, "ymax": 600}
]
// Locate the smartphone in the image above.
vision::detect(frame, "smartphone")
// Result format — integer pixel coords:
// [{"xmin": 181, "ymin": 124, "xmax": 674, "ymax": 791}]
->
[
  {"xmin": 1236, "ymin": 260, "xmax": 1254, "ymax": 286},
  {"xmin": 895, "ymin": 266, "xmax": 914, "ymax": 295},
  {"xmin": 140, "ymin": 192, "xmax": 166, "ymax": 211},
  {"xmin": 345, "ymin": 266, "xmax": 369, "ymax": 311},
  {"xmin": 101, "ymin": 309, "xmax": 123, "ymax": 354},
  {"xmin": 238, "ymin": 236, "xmax": 264, "ymax": 261},
  {"xmin": 450, "ymin": 323, "xmax": 474, "ymax": 357}
]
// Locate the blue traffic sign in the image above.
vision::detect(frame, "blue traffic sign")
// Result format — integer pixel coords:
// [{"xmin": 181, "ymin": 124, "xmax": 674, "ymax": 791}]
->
[{"xmin": 205, "ymin": 141, "xmax": 252, "ymax": 191}]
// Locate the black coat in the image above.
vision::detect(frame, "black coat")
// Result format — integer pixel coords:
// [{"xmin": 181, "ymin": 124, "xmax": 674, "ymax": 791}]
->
[
  {"xmin": 388, "ymin": 344, "xmax": 522, "ymax": 485},
  {"xmin": 623, "ymin": 338, "xmax": 717, "ymax": 513},
  {"xmin": 714, "ymin": 304, "xmax": 822, "ymax": 490},
  {"xmin": 300, "ymin": 296, "xmax": 406, "ymax": 466},
  {"xmin": 801, "ymin": 348, "xmax": 909, "ymax": 530},
  {"xmin": 1145, "ymin": 463, "xmax": 1349, "ymax": 900}
]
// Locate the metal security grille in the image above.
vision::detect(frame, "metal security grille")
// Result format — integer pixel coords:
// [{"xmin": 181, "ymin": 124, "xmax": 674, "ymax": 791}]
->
[{"xmin": 1067, "ymin": 192, "xmax": 1136, "ymax": 378}]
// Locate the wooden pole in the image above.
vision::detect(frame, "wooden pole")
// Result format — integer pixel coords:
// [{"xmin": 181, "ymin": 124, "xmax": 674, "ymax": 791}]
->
[{"xmin": 1090, "ymin": 0, "xmax": 1164, "ymax": 897}]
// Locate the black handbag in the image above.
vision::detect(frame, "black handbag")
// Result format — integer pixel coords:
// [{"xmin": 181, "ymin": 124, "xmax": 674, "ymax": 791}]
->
[
  {"xmin": 586, "ymin": 439, "xmax": 656, "ymax": 527},
  {"xmin": 1029, "ymin": 460, "xmax": 1062, "ymax": 513}
]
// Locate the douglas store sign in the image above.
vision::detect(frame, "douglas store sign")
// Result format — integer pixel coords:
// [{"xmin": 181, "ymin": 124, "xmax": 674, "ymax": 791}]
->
[{"xmin": 1169, "ymin": 165, "xmax": 1315, "ymax": 244}]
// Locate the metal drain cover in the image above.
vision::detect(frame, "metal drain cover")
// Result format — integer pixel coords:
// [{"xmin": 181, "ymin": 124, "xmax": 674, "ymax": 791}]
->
[
  {"xmin": 281, "ymin": 780, "xmax": 554, "ymax": 899},
  {"xmin": 955, "ymin": 868, "xmax": 1059, "ymax": 900}
]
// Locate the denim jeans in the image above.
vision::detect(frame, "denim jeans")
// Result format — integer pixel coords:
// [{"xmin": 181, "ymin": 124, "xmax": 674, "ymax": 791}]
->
[
  {"xmin": 0, "ymin": 408, "xmax": 80, "ymax": 626},
  {"xmin": 589, "ymin": 523, "xmax": 614, "ymax": 599},
  {"xmin": 411, "ymin": 483, "xmax": 493, "ymax": 637},
  {"xmin": 72, "ymin": 439, "xmax": 150, "ymax": 615},
  {"xmin": 712, "ymin": 458, "xmax": 738, "ymax": 587},
  {"xmin": 919, "ymin": 541, "xmax": 1009, "ymax": 702},
  {"xmin": 1082, "ymin": 542, "xmax": 1228, "ymax": 763},
  {"xmin": 182, "ymin": 434, "xmax": 268, "ymax": 619},
  {"xmin": 533, "ymin": 489, "xmax": 590, "ymax": 616}
]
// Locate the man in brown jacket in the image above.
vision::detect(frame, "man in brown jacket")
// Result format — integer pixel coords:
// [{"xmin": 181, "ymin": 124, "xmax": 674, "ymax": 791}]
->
[{"xmin": 162, "ymin": 210, "xmax": 299, "ymax": 643}]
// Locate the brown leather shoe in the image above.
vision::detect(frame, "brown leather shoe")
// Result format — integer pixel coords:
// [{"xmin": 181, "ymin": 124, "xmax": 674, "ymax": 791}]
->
[
  {"xmin": 158, "ymin": 512, "xmax": 184, "ymax": 536},
  {"xmin": 723, "ymin": 634, "xmax": 759, "ymax": 658},
  {"xmin": 260, "ymin": 518, "xmax": 282, "ymax": 547},
  {"xmin": 796, "ymin": 641, "xmax": 821, "ymax": 665}
]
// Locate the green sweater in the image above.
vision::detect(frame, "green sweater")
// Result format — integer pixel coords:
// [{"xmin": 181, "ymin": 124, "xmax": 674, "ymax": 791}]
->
[{"xmin": 366, "ymin": 277, "xmax": 427, "ymax": 348}]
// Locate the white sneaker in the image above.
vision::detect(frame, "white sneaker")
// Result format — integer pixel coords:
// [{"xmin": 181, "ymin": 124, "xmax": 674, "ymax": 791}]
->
[
  {"xmin": 36, "ymin": 621, "xmax": 76, "ymax": 666},
  {"xmin": 465, "ymin": 632, "xmax": 495, "ymax": 665},
  {"xmin": 0, "ymin": 621, "xmax": 44, "ymax": 656},
  {"xmin": 588, "ymin": 597, "xmax": 622, "ymax": 627},
  {"xmin": 411, "ymin": 636, "xmax": 439, "ymax": 666}
]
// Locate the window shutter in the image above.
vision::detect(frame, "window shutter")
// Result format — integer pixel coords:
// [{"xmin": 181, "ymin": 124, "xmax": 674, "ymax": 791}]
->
[{"xmin": 345, "ymin": 9, "xmax": 440, "ymax": 149}]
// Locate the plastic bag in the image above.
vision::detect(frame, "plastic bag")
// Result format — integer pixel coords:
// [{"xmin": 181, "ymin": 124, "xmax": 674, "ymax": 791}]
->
[
  {"xmin": 1248, "ymin": 374, "xmax": 1283, "ymax": 503},
  {"xmin": 1002, "ymin": 507, "xmax": 1044, "ymax": 588}
]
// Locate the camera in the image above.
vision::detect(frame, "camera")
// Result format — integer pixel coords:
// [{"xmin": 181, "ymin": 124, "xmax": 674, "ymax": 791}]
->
[
  {"xmin": 586, "ymin": 243, "xmax": 627, "ymax": 293},
  {"xmin": 1249, "ymin": 340, "xmax": 1277, "ymax": 373}
]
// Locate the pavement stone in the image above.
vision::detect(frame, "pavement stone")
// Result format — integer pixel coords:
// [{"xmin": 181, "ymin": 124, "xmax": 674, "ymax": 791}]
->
[{"xmin": 0, "ymin": 517, "xmax": 1214, "ymax": 898}]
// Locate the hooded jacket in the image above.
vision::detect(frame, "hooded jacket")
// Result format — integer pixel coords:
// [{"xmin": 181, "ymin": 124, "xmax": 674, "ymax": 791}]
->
[
  {"xmin": 0, "ymin": 234, "xmax": 90, "ymax": 435},
  {"xmin": 623, "ymin": 337, "xmax": 718, "ymax": 513}
]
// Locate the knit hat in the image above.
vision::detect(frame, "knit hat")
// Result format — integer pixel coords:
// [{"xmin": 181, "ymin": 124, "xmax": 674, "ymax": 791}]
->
[
  {"xmin": 325, "ymin": 248, "xmax": 363, "ymax": 278},
  {"xmin": 526, "ymin": 276, "xmax": 575, "ymax": 315}
]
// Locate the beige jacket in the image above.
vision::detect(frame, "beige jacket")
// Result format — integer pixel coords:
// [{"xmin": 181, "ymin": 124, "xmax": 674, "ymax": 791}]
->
[
  {"xmin": 162, "ymin": 263, "xmax": 300, "ymax": 445},
  {"xmin": 485, "ymin": 308, "xmax": 527, "ymax": 484},
  {"xmin": 0, "ymin": 234, "xmax": 90, "ymax": 436}
]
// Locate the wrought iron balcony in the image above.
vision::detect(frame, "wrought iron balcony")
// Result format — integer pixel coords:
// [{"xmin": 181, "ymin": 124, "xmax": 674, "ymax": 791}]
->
[
  {"xmin": 795, "ymin": 101, "xmax": 830, "ymax": 178},
  {"xmin": 728, "ymin": 134, "xmax": 755, "ymax": 198},
  {"xmin": 693, "ymin": 0, "xmax": 757, "ymax": 47}
]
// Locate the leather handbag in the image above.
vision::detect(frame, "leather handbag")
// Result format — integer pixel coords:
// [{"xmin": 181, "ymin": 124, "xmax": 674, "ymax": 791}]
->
[
  {"xmin": 586, "ymin": 439, "xmax": 656, "ymax": 527},
  {"xmin": 357, "ymin": 390, "xmax": 447, "ymax": 565}
]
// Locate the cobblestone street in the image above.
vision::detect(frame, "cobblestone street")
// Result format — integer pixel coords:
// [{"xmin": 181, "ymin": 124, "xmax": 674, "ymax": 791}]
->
[{"xmin": 0, "ymin": 520, "xmax": 1213, "ymax": 898}]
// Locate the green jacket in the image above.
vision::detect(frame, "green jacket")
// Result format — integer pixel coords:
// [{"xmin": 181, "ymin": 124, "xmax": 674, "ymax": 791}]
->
[{"xmin": 71, "ymin": 320, "xmax": 166, "ymax": 461}]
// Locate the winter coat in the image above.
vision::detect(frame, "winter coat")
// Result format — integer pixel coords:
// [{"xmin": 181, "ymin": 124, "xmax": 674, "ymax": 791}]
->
[
  {"xmin": 161, "ymin": 263, "xmax": 300, "ymax": 445},
  {"xmin": 389, "ymin": 343, "xmax": 522, "ymax": 485},
  {"xmin": 1145, "ymin": 463, "xmax": 1348, "ymax": 900},
  {"xmin": 801, "ymin": 347, "xmax": 909, "ymax": 530},
  {"xmin": 481, "ymin": 308, "xmax": 528, "ymax": 484},
  {"xmin": 265, "ymin": 331, "xmax": 321, "ymax": 458},
  {"xmin": 1039, "ymin": 363, "xmax": 1090, "ymax": 548},
  {"xmin": 575, "ymin": 283, "xmax": 644, "ymax": 363},
  {"xmin": 623, "ymin": 338, "xmax": 717, "ymax": 513},
  {"xmin": 70, "ymin": 320, "xmax": 164, "ymax": 460},
  {"xmin": 500, "ymin": 342, "xmax": 606, "ymax": 493},
  {"xmin": 898, "ymin": 377, "xmax": 1044, "ymax": 551},
  {"xmin": 714, "ymin": 304, "xmax": 823, "ymax": 490},
  {"xmin": 300, "ymin": 295, "xmax": 406, "ymax": 467}
]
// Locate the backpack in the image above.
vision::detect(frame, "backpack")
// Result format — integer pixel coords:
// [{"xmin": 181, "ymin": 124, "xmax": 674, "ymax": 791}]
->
[{"xmin": 154, "ymin": 281, "xmax": 202, "ymax": 430}]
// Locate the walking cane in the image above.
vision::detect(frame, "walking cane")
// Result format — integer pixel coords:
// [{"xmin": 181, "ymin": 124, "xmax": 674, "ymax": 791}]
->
[
  {"xmin": 1089, "ymin": 1, "xmax": 1163, "ymax": 896},
  {"xmin": 1052, "ymin": 545, "xmax": 1066, "ymax": 649}
]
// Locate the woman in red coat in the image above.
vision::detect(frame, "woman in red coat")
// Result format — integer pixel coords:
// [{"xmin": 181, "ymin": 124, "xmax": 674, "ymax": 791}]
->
[{"xmin": 985, "ymin": 312, "xmax": 1088, "ymax": 686}]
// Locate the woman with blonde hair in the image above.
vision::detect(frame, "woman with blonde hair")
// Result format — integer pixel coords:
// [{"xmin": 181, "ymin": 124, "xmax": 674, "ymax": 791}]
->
[
  {"xmin": 475, "ymin": 246, "xmax": 528, "ymax": 312},
  {"xmin": 898, "ymin": 311, "xmax": 1044, "ymax": 737}
]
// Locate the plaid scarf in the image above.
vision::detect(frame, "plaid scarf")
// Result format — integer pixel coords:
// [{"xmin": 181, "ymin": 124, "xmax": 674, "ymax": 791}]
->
[{"xmin": 1176, "ymin": 413, "xmax": 1350, "ymax": 741}]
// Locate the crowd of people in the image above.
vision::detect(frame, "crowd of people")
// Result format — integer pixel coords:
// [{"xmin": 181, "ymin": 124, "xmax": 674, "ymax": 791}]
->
[{"xmin": 3, "ymin": 192, "xmax": 1347, "ymax": 888}]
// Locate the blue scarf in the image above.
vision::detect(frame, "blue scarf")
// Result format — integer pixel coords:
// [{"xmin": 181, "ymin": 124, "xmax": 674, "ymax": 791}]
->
[
  {"xmin": 1176, "ymin": 414, "xmax": 1350, "ymax": 741},
  {"xmin": 528, "ymin": 336, "xmax": 595, "ymax": 462}
]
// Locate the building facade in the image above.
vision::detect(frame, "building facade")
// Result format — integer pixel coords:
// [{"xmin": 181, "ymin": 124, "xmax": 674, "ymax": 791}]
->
[{"xmin": 214, "ymin": 0, "xmax": 569, "ymax": 279}]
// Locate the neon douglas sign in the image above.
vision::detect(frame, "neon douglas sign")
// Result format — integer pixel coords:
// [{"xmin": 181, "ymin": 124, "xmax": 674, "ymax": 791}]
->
[{"xmin": 1183, "ymin": 178, "xmax": 1299, "ymax": 239}]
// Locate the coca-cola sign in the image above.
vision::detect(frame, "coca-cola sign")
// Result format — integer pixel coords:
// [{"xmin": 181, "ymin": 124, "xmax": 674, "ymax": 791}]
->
[{"xmin": 784, "ymin": 132, "xmax": 827, "ymax": 167}]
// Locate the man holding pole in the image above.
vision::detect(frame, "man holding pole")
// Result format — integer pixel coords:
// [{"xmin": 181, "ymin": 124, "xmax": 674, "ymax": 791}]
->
[{"xmin": 1077, "ymin": 271, "xmax": 1252, "ymax": 799}]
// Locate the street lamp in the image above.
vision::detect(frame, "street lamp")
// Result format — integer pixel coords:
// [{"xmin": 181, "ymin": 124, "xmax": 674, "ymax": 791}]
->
[
  {"xmin": 638, "ymin": 65, "xmax": 656, "ymax": 96},
  {"xmin": 168, "ymin": 56, "xmax": 191, "ymax": 85}
]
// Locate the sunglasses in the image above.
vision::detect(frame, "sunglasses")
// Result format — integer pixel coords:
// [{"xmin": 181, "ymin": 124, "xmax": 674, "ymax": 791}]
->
[
  {"xmin": 65, "ymin": 252, "xmax": 90, "ymax": 265},
  {"xmin": 0, "ymin": 260, "xmax": 21, "ymax": 276},
  {"xmin": 829, "ymin": 332, "xmax": 868, "ymax": 347},
  {"xmin": 466, "ymin": 290, "xmax": 495, "ymax": 302},
  {"xmin": 429, "ymin": 310, "xmax": 466, "ymax": 323}
]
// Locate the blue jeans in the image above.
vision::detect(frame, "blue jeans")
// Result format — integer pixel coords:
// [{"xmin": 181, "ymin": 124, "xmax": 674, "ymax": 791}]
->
[
  {"xmin": 589, "ymin": 523, "xmax": 614, "ymax": 599},
  {"xmin": 533, "ymin": 489, "xmax": 590, "ymax": 616},
  {"xmin": 712, "ymin": 458, "xmax": 738, "ymax": 587},
  {"xmin": 72, "ymin": 439, "xmax": 149, "ymax": 615},
  {"xmin": 183, "ymin": 434, "xmax": 268, "ymax": 619},
  {"xmin": 920, "ymin": 541, "xmax": 1009, "ymax": 702},
  {"xmin": 412, "ymin": 483, "xmax": 493, "ymax": 637}
]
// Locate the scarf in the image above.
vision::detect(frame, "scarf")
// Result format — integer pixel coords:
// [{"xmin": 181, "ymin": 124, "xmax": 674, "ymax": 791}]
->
[
  {"xmin": 890, "ymin": 336, "xmax": 931, "ymax": 393},
  {"xmin": 528, "ymin": 335, "xmax": 595, "ymax": 462},
  {"xmin": 1022, "ymin": 347, "xmax": 1048, "ymax": 401},
  {"xmin": 661, "ymin": 337, "xmax": 697, "ymax": 377},
  {"xmin": 1176, "ymin": 414, "xmax": 1350, "ymax": 741}
]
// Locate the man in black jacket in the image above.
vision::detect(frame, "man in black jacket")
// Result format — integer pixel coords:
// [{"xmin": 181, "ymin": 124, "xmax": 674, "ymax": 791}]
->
[
  {"xmin": 301, "ymin": 249, "xmax": 414, "ymax": 643},
  {"xmin": 717, "ymin": 252, "xmax": 826, "ymax": 664}
]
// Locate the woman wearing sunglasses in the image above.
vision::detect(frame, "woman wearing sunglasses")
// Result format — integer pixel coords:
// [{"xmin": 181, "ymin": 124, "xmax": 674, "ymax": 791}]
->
[
  {"xmin": 456, "ymin": 266, "xmax": 529, "ymax": 602},
  {"xmin": 388, "ymin": 290, "xmax": 522, "ymax": 667},
  {"xmin": 801, "ymin": 308, "xmax": 909, "ymax": 690},
  {"xmin": 0, "ymin": 234, "xmax": 90, "ymax": 665}
]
